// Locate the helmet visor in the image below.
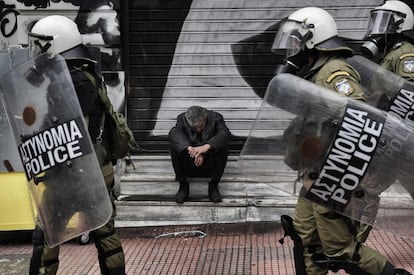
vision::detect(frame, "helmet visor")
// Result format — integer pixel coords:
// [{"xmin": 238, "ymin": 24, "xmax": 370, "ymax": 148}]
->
[
  {"xmin": 365, "ymin": 10, "xmax": 398, "ymax": 37},
  {"xmin": 28, "ymin": 33, "xmax": 54, "ymax": 59},
  {"xmin": 272, "ymin": 20, "xmax": 305, "ymax": 58}
]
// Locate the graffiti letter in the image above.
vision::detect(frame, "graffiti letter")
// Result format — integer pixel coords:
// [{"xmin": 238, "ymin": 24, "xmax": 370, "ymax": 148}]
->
[{"xmin": 0, "ymin": 1, "xmax": 20, "ymax": 38}]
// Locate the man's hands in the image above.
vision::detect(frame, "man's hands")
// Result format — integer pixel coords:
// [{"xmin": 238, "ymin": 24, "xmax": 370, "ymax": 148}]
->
[
  {"xmin": 188, "ymin": 144, "xmax": 211, "ymax": 158},
  {"xmin": 194, "ymin": 154, "xmax": 204, "ymax": 167},
  {"xmin": 187, "ymin": 144, "xmax": 211, "ymax": 167}
]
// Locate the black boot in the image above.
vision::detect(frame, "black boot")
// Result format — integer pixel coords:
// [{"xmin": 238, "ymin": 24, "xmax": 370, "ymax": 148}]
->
[
  {"xmin": 176, "ymin": 181, "xmax": 189, "ymax": 203},
  {"xmin": 394, "ymin": 269, "xmax": 412, "ymax": 275},
  {"xmin": 208, "ymin": 180, "xmax": 222, "ymax": 203}
]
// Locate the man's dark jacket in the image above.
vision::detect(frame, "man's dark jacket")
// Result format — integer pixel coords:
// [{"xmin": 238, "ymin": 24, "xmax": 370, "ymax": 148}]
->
[{"xmin": 169, "ymin": 110, "xmax": 231, "ymax": 153}]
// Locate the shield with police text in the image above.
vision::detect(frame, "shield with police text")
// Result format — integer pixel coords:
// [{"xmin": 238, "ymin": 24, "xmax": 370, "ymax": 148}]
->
[
  {"xmin": 347, "ymin": 55, "xmax": 414, "ymax": 118},
  {"xmin": 0, "ymin": 53, "xmax": 112, "ymax": 247},
  {"xmin": 347, "ymin": 55, "xmax": 414, "ymax": 233},
  {"xmin": 239, "ymin": 73, "xmax": 414, "ymax": 236}
]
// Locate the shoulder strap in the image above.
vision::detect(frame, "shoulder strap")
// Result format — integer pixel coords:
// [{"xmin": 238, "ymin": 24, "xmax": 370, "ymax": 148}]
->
[{"xmin": 97, "ymin": 112, "xmax": 105, "ymax": 143}]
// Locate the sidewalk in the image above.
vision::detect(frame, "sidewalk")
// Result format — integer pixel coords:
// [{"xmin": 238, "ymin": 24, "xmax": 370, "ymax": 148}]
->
[{"xmin": 0, "ymin": 222, "xmax": 413, "ymax": 275}]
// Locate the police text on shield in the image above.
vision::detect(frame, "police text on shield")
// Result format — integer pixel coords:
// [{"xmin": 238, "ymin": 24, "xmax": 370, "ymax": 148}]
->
[
  {"xmin": 18, "ymin": 119, "xmax": 87, "ymax": 180},
  {"xmin": 388, "ymin": 87, "xmax": 414, "ymax": 121},
  {"xmin": 306, "ymin": 104, "xmax": 385, "ymax": 211}
]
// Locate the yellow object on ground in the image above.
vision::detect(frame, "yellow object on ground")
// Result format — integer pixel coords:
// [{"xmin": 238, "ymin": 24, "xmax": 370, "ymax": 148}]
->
[{"xmin": 0, "ymin": 172, "xmax": 35, "ymax": 231}]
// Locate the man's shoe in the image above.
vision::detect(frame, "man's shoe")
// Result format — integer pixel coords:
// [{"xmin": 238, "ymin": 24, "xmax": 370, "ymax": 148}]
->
[
  {"xmin": 176, "ymin": 181, "xmax": 189, "ymax": 203},
  {"xmin": 208, "ymin": 181, "xmax": 222, "ymax": 203}
]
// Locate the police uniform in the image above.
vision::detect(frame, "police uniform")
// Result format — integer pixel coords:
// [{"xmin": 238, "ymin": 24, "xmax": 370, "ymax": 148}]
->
[
  {"xmin": 381, "ymin": 41, "xmax": 414, "ymax": 82},
  {"xmin": 292, "ymin": 54, "xmax": 395, "ymax": 275},
  {"xmin": 366, "ymin": 41, "xmax": 414, "ymax": 204},
  {"xmin": 375, "ymin": 40, "xmax": 414, "ymax": 208},
  {"xmin": 35, "ymin": 56, "xmax": 126, "ymax": 275}
]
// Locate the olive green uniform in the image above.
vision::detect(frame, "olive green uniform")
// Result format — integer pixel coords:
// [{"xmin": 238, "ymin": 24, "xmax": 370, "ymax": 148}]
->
[
  {"xmin": 379, "ymin": 41, "xmax": 414, "ymax": 200},
  {"xmin": 292, "ymin": 54, "xmax": 394, "ymax": 274},
  {"xmin": 381, "ymin": 41, "xmax": 414, "ymax": 82},
  {"xmin": 38, "ymin": 163, "xmax": 125, "ymax": 275}
]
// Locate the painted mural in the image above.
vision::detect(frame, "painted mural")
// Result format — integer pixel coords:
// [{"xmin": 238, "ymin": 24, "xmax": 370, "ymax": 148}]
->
[
  {"xmin": 2, "ymin": 0, "xmax": 414, "ymax": 156},
  {"xmin": 127, "ymin": 0, "xmax": 388, "ymax": 153},
  {"xmin": 0, "ymin": 0, "xmax": 124, "ymax": 172},
  {"xmin": 0, "ymin": 0, "xmax": 124, "ymax": 110}
]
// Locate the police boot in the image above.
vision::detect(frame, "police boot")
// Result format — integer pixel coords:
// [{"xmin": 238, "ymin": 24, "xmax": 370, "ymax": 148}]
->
[
  {"xmin": 176, "ymin": 181, "xmax": 189, "ymax": 203},
  {"xmin": 393, "ymin": 268, "xmax": 412, "ymax": 275},
  {"xmin": 29, "ymin": 226, "xmax": 45, "ymax": 275},
  {"xmin": 312, "ymin": 253, "xmax": 371, "ymax": 275},
  {"xmin": 208, "ymin": 180, "xmax": 222, "ymax": 203}
]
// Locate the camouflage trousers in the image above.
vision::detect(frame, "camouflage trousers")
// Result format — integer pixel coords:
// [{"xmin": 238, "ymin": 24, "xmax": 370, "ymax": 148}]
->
[
  {"xmin": 293, "ymin": 196, "xmax": 390, "ymax": 275},
  {"xmin": 37, "ymin": 163, "xmax": 125, "ymax": 275}
]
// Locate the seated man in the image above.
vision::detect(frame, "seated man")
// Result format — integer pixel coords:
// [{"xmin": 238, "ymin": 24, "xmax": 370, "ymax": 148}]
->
[{"xmin": 169, "ymin": 106, "xmax": 231, "ymax": 203}]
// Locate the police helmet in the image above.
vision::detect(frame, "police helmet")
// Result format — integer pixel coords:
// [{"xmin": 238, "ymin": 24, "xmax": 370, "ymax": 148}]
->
[
  {"xmin": 272, "ymin": 7, "xmax": 352, "ymax": 72},
  {"xmin": 362, "ymin": 1, "xmax": 414, "ymax": 58},
  {"xmin": 272, "ymin": 7, "xmax": 351, "ymax": 56},
  {"xmin": 29, "ymin": 15, "xmax": 82, "ymax": 58},
  {"xmin": 365, "ymin": 1, "xmax": 414, "ymax": 38}
]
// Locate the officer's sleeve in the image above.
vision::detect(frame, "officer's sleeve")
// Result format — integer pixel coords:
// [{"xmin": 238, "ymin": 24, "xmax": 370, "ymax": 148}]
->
[
  {"xmin": 381, "ymin": 44, "xmax": 414, "ymax": 82},
  {"xmin": 380, "ymin": 46, "xmax": 401, "ymax": 74},
  {"xmin": 381, "ymin": 54, "xmax": 396, "ymax": 73},
  {"xmin": 314, "ymin": 64, "xmax": 365, "ymax": 101},
  {"xmin": 395, "ymin": 53, "xmax": 414, "ymax": 82}
]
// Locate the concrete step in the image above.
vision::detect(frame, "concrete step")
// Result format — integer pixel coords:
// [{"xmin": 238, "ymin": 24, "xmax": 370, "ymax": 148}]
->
[
  {"xmin": 115, "ymin": 155, "xmax": 414, "ymax": 227},
  {"xmin": 115, "ymin": 155, "xmax": 298, "ymax": 227},
  {"xmin": 115, "ymin": 198, "xmax": 297, "ymax": 227}
]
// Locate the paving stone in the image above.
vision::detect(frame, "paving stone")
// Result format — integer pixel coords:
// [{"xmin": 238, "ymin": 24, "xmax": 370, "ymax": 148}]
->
[{"xmin": 0, "ymin": 222, "xmax": 413, "ymax": 274}]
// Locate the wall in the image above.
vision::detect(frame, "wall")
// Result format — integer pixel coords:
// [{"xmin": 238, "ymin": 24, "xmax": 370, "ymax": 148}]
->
[
  {"xmin": 0, "ymin": 0, "xmax": 125, "ymax": 112},
  {"xmin": 0, "ymin": 0, "xmax": 125, "ymax": 172},
  {"xmin": 3, "ymin": 0, "xmax": 412, "ymax": 155},
  {"xmin": 126, "ymin": 0, "xmax": 385, "ymax": 154}
]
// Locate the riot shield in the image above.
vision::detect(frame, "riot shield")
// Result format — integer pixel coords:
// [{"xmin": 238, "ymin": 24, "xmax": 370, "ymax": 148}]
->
[
  {"xmin": 347, "ymin": 55, "xmax": 414, "ymax": 117},
  {"xmin": 0, "ymin": 53, "xmax": 112, "ymax": 247},
  {"xmin": 347, "ymin": 55, "xmax": 414, "ymax": 234},
  {"xmin": 0, "ymin": 48, "xmax": 27, "ymax": 172},
  {"xmin": 0, "ymin": 94, "xmax": 22, "ymax": 172},
  {"xmin": 239, "ymin": 73, "xmax": 414, "ymax": 236}
]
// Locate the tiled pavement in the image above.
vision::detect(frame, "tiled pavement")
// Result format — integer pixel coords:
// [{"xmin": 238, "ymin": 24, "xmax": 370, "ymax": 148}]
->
[{"xmin": 0, "ymin": 222, "xmax": 413, "ymax": 275}]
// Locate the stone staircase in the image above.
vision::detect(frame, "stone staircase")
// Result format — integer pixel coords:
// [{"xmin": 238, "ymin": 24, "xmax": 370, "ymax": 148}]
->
[
  {"xmin": 114, "ymin": 155, "xmax": 414, "ymax": 228},
  {"xmin": 114, "ymin": 155, "xmax": 299, "ymax": 227}
]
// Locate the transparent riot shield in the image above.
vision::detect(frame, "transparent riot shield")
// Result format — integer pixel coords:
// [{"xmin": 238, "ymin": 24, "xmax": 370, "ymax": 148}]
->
[
  {"xmin": 0, "ymin": 93, "xmax": 21, "ymax": 172},
  {"xmin": 240, "ymin": 73, "xmax": 414, "ymax": 237},
  {"xmin": 347, "ymin": 55, "xmax": 414, "ymax": 235},
  {"xmin": 0, "ymin": 48, "xmax": 27, "ymax": 172},
  {"xmin": 347, "ymin": 55, "xmax": 414, "ymax": 117},
  {"xmin": 0, "ymin": 53, "xmax": 112, "ymax": 247}
]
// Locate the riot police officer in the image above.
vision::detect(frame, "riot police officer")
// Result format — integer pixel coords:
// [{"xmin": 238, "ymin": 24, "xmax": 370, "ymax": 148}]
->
[
  {"xmin": 362, "ymin": 1, "xmax": 414, "ymax": 71},
  {"xmin": 272, "ymin": 7, "xmax": 410, "ymax": 275},
  {"xmin": 27, "ymin": 15, "xmax": 126, "ymax": 275},
  {"xmin": 362, "ymin": 0, "xmax": 414, "ymax": 201}
]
